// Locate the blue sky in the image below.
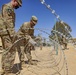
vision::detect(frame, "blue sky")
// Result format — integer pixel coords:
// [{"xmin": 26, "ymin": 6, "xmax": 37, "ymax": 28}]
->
[{"xmin": 0, "ymin": 0, "xmax": 76, "ymax": 38}]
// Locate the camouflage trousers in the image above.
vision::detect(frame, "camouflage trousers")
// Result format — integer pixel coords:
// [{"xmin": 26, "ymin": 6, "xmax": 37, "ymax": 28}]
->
[
  {"xmin": 1, "ymin": 36, "xmax": 16, "ymax": 72},
  {"xmin": 62, "ymin": 42, "xmax": 67, "ymax": 49},
  {"xmin": 2, "ymin": 50, "xmax": 16, "ymax": 71},
  {"xmin": 1, "ymin": 35, "xmax": 36, "ymax": 71},
  {"xmin": 24, "ymin": 43, "xmax": 32, "ymax": 61}
]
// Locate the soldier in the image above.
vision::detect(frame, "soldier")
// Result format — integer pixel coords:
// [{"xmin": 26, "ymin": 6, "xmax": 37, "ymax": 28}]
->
[
  {"xmin": 62, "ymin": 36, "xmax": 68, "ymax": 50},
  {"xmin": 0, "ymin": 0, "xmax": 22, "ymax": 74},
  {"xmin": 18, "ymin": 15, "xmax": 38, "ymax": 65},
  {"xmin": 35, "ymin": 34, "xmax": 43, "ymax": 50},
  {"xmin": 1, "ymin": 0, "xmax": 22, "ymax": 49}
]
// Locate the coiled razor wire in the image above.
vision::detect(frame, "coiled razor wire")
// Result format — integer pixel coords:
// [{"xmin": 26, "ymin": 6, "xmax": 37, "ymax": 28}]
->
[
  {"xmin": 40, "ymin": 0, "xmax": 76, "ymax": 49},
  {"xmin": 0, "ymin": 28, "xmax": 68, "ymax": 75},
  {"xmin": 0, "ymin": 0, "xmax": 75, "ymax": 74}
]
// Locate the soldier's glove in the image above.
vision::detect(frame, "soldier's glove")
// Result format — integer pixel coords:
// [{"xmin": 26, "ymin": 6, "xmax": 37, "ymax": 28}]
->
[{"xmin": 29, "ymin": 38, "xmax": 36, "ymax": 46}]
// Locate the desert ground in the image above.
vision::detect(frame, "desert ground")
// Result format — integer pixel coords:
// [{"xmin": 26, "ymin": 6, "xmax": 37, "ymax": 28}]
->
[
  {"xmin": 0, "ymin": 39, "xmax": 76, "ymax": 75},
  {"xmin": 64, "ymin": 44, "xmax": 76, "ymax": 75}
]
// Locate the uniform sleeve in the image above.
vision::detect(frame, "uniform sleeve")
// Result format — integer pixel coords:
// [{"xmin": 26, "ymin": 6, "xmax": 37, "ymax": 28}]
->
[
  {"xmin": 20, "ymin": 23, "xmax": 29, "ymax": 35},
  {"xmin": 2, "ymin": 5, "xmax": 13, "ymax": 18},
  {"xmin": 30, "ymin": 29, "xmax": 34, "ymax": 38}
]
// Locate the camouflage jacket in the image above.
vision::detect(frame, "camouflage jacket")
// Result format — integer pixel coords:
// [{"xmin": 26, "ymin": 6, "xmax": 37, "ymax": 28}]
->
[
  {"xmin": 0, "ymin": 3, "xmax": 15, "ymax": 36},
  {"xmin": 18, "ymin": 22, "xmax": 34, "ymax": 38}
]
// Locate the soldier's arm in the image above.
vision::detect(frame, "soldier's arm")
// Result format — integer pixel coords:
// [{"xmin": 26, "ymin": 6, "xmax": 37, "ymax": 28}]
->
[
  {"xmin": 30, "ymin": 29, "xmax": 34, "ymax": 38},
  {"xmin": 2, "ymin": 5, "xmax": 12, "ymax": 18},
  {"xmin": 20, "ymin": 23, "xmax": 29, "ymax": 35},
  {"xmin": 2, "ymin": 4, "xmax": 15, "ymax": 27}
]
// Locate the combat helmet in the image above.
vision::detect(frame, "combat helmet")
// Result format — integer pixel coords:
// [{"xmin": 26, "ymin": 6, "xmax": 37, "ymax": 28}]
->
[
  {"xmin": 17, "ymin": 0, "xmax": 22, "ymax": 6},
  {"xmin": 31, "ymin": 16, "xmax": 38, "ymax": 24}
]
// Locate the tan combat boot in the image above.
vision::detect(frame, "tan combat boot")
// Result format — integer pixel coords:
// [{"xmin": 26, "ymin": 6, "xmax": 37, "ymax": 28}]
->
[
  {"xmin": 28, "ymin": 60, "xmax": 37, "ymax": 65},
  {"xmin": 0, "ymin": 69, "xmax": 5, "ymax": 75}
]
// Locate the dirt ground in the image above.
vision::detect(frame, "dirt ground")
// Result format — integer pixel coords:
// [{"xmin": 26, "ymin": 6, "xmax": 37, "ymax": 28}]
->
[
  {"xmin": 0, "ymin": 42, "xmax": 76, "ymax": 75},
  {"xmin": 64, "ymin": 44, "xmax": 76, "ymax": 75}
]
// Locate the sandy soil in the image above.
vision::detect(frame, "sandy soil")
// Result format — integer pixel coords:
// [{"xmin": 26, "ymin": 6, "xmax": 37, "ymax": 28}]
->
[
  {"xmin": 0, "ymin": 41, "xmax": 76, "ymax": 75},
  {"xmin": 64, "ymin": 44, "xmax": 76, "ymax": 75}
]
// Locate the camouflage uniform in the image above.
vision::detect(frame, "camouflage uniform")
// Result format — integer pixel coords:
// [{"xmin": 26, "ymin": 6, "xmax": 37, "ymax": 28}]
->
[
  {"xmin": 17, "ymin": 16, "xmax": 38, "ymax": 65},
  {"xmin": 35, "ymin": 36, "xmax": 43, "ymax": 50},
  {"xmin": 1, "ymin": 3, "xmax": 15, "ymax": 49},
  {"xmin": 0, "ymin": 3, "xmax": 16, "ymax": 73},
  {"xmin": 0, "ymin": 0, "xmax": 22, "ymax": 72},
  {"xmin": 62, "ymin": 36, "xmax": 67, "ymax": 50}
]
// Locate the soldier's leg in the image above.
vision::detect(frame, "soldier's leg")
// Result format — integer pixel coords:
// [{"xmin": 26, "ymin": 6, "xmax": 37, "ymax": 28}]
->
[
  {"xmin": 40, "ymin": 44, "xmax": 42, "ymax": 50},
  {"xmin": 63, "ymin": 43, "xmax": 68, "ymax": 50},
  {"xmin": 62, "ymin": 43, "xmax": 65, "ymax": 50},
  {"xmin": 17, "ymin": 45, "xmax": 22, "ymax": 62},
  {"xmin": 21, "ymin": 47, "xmax": 25, "ymax": 62},
  {"xmin": 2, "ymin": 52, "xmax": 14, "ymax": 74},
  {"xmin": 24, "ymin": 45, "xmax": 37, "ymax": 65},
  {"xmin": 65, "ymin": 43, "xmax": 68, "ymax": 49},
  {"xmin": 2, "ymin": 36, "xmax": 15, "ymax": 73},
  {"xmin": 0, "ymin": 47, "xmax": 5, "ymax": 75},
  {"xmin": 3, "ymin": 36, "xmax": 12, "ymax": 49},
  {"xmin": 26, "ymin": 52, "xmax": 32, "ymax": 63},
  {"xmin": 16, "ymin": 44, "xmax": 23, "ymax": 70},
  {"xmin": 26, "ymin": 52, "xmax": 37, "ymax": 65},
  {"xmin": 63, "ymin": 42, "xmax": 66, "ymax": 49}
]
